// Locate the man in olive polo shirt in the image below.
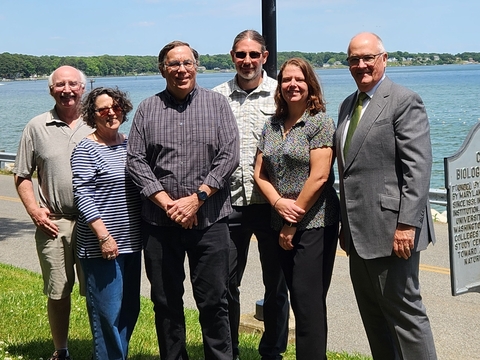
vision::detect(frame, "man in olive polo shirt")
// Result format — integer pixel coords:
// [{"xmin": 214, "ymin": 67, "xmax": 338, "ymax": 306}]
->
[{"xmin": 13, "ymin": 65, "xmax": 92, "ymax": 360}]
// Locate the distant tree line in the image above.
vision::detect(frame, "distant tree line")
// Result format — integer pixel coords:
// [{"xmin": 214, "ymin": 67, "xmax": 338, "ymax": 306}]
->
[
  {"xmin": 0, "ymin": 54, "xmax": 158, "ymax": 79},
  {"xmin": 1, "ymin": 51, "xmax": 479, "ymax": 79}
]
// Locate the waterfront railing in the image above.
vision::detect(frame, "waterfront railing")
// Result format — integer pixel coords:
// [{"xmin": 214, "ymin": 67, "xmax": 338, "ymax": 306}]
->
[
  {"xmin": 0, "ymin": 151, "xmax": 447, "ymax": 207},
  {"xmin": 0, "ymin": 152, "xmax": 16, "ymax": 169}
]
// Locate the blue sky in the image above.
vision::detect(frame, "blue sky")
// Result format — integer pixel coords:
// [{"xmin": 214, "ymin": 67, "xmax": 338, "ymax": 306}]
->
[{"xmin": 0, "ymin": 0, "xmax": 477, "ymax": 57}]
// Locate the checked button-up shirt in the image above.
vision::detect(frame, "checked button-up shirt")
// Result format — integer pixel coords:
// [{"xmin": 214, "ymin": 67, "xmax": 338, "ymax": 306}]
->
[{"xmin": 213, "ymin": 70, "xmax": 277, "ymax": 206}]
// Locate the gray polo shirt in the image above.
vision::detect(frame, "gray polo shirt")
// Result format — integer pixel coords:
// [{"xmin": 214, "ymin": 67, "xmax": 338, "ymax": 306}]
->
[{"xmin": 14, "ymin": 108, "xmax": 93, "ymax": 215}]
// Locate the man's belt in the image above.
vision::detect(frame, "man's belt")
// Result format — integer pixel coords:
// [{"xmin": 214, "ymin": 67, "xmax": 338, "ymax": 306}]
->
[{"xmin": 48, "ymin": 213, "xmax": 77, "ymax": 221}]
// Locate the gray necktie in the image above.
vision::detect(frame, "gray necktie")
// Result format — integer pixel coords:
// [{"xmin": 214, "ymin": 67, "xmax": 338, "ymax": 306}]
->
[{"xmin": 344, "ymin": 92, "xmax": 367, "ymax": 157}]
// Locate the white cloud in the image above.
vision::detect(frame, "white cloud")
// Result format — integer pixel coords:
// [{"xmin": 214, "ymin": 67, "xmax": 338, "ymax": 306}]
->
[{"xmin": 133, "ymin": 21, "xmax": 155, "ymax": 27}]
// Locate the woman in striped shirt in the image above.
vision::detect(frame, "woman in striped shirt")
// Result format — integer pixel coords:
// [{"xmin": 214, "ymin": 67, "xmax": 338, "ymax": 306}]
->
[{"xmin": 71, "ymin": 87, "xmax": 142, "ymax": 360}]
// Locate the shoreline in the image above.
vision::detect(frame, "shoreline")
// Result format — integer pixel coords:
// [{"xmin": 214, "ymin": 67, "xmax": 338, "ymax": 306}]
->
[{"xmin": 2, "ymin": 62, "xmax": 479, "ymax": 82}]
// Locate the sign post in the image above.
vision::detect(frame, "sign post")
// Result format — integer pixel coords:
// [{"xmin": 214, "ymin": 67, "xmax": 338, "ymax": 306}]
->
[
  {"xmin": 444, "ymin": 122, "xmax": 480, "ymax": 295},
  {"xmin": 262, "ymin": 0, "xmax": 277, "ymax": 78}
]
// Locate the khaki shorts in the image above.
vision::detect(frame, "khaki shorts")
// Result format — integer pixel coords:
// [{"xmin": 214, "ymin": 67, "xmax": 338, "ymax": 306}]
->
[{"xmin": 35, "ymin": 217, "xmax": 85, "ymax": 299}]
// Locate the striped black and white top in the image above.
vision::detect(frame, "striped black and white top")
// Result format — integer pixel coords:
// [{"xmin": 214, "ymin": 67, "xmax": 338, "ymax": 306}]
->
[{"xmin": 71, "ymin": 137, "xmax": 142, "ymax": 258}]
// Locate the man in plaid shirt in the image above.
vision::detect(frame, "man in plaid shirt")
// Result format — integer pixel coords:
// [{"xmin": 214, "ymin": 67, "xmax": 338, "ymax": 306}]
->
[{"xmin": 213, "ymin": 30, "xmax": 289, "ymax": 360}]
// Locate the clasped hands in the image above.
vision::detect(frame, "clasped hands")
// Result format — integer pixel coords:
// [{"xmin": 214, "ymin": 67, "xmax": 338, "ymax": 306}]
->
[
  {"xmin": 166, "ymin": 194, "xmax": 200, "ymax": 229},
  {"xmin": 275, "ymin": 198, "xmax": 305, "ymax": 251},
  {"xmin": 100, "ymin": 236, "xmax": 119, "ymax": 260}
]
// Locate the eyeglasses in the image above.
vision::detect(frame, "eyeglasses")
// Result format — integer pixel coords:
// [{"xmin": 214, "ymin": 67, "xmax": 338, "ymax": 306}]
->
[
  {"xmin": 234, "ymin": 51, "xmax": 262, "ymax": 59},
  {"xmin": 165, "ymin": 60, "xmax": 197, "ymax": 71},
  {"xmin": 50, "ymin": 81, "xmax": 83, "ymax": 91},
  {"xmin": 95, "ymin": 104, "xmax": 123, "ymax": 118},
  {"xmin": 346, "ymin": 53, "xmax": 384, "ymax": 66}
]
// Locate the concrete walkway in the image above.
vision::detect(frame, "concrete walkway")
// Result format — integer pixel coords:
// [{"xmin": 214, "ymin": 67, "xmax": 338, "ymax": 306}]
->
[{"xmin": 0, "ymin": 174, "xmax": 479, "ymax": 359}]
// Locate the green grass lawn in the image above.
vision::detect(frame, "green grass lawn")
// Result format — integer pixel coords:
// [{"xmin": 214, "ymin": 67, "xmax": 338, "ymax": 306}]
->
[{"xmin": 0, "ymin": 263, "xmax": 370, "ymax": 360}]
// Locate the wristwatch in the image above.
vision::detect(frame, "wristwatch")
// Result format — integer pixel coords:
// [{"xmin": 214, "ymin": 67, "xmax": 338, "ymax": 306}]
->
[
  {"xmin": 196, "ymin": 190, "xmax": 208, "ymax": 201},
  {"xmin": 284, "ymin": 221, "xmax": 297, "ymax": 228}
]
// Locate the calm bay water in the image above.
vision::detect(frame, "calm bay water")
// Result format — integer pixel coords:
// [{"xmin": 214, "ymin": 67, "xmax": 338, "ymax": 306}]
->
[{"xmin": 1, "ymin": 64, "xmax": 479, "ymax": 190}]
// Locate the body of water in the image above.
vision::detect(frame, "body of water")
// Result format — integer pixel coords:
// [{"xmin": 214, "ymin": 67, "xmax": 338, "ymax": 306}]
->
[{"xmin": 1, "ymin": 64, "xmax": 479, "ymax": 190}]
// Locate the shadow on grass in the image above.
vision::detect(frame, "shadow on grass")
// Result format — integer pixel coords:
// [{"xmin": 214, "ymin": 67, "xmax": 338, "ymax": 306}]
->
[
  {"xmin": 128, "ymin": 344, "xmax": 207, "ymax": 360},
  {"xmin": 128, "ymin": 343, "xmax": 260, "ymax": 360},
  {"xmin": 6, "ymin": 338, "xmax": 92, "ymax": 360},
  {"xmin": 5, "ymin": 333, "xmax": 258, "ymax": 360}
]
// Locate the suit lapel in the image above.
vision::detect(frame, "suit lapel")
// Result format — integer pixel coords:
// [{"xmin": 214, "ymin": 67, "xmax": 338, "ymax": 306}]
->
[{"xmin": 343, "ymin": 77, "xmax": 392, "ymax": 171}]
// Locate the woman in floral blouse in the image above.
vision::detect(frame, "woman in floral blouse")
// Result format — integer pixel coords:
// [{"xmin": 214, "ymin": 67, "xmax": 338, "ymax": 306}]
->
[{"xmin": 254, "ymin": 57, "xmax": 340, "ymax": 360}]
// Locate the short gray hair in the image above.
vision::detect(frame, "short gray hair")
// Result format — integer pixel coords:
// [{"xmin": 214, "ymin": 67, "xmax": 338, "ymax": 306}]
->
[{"xmin": 47, "ymin": 66, "xmax": 87, "ymax": 88}]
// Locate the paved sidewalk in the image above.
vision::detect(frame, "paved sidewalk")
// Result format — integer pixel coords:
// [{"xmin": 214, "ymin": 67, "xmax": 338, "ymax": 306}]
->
[{"xmin": 0, "ymin": 174, "xmax": 479, "ymax": 359}]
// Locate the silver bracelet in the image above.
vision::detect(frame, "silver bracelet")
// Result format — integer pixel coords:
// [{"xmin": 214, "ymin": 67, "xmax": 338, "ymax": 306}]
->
[{"xmin": 98, "ymin": 233, "xmax": 110, "ymax": 244}]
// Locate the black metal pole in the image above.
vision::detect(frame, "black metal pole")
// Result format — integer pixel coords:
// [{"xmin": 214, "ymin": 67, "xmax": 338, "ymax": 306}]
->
[{"xmin": 262, "ymin": 0, "xmax": 277, "ymax": 78}]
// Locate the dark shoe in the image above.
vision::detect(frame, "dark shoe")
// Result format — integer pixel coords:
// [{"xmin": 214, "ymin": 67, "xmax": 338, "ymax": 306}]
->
[{"xmin": 49, "ymin": 349, "xmax": 71, "ymax": 360}]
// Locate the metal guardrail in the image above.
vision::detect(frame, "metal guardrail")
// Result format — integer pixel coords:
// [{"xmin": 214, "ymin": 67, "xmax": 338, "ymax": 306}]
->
[
  {"xmin": 0, "ymin": 152, "xmax": 447, "ymax": 207},
  {"xmin": 427, "ymin": 188, "xmax": 447, "ymax": 207},
  {"xmin": 0, "ymin": 152, "xmax": 16, "ymax": 169}
]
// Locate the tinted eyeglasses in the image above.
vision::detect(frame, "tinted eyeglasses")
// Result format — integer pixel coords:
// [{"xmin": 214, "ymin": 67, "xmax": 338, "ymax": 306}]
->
[
  {"xmin": 234, "ymin": 51, "xmax": 262, "ymax": 59},
  {"xmin": 95, "ymin": 105, "xmax": 123, "ymax": 118}
]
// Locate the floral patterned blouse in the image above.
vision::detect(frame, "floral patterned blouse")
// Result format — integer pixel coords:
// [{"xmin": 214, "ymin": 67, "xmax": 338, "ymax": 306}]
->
[{"xmin": 258, "ymin": 111, "xmax": 340, "ymax": 231}]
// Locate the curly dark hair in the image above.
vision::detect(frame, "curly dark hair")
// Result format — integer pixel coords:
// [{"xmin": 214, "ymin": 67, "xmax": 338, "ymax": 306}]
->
[
  {"xmin": 82, "ymin": 87, "xmax": 133, "ymax": 128},
  {"xmin": 274, "ymin": 57, "xmax": 326, "ymax": 119}
]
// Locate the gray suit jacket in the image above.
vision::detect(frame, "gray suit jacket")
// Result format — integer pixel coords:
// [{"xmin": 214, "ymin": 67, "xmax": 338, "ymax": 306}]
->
[{"xmin": 336, "ymin": 76, "xmax": 436, "ymax": 259}]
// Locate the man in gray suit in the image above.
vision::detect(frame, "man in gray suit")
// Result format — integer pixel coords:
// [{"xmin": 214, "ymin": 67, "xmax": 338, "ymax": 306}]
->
[{"xmin": 336, "ymin": 32, "xmax": 437, "ymax": 359}]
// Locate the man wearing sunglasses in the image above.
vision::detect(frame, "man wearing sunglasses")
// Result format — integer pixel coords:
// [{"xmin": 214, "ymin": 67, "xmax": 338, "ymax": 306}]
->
[
  {"xmin": 127, "ymin": 40, "xmax": 239, "ymax": 360},
  {"xmin": 13, "ymin": 66, "xmax": 93, "ymax": 360},
  {"xmin": 213, "ymin": 30, "xmax": 289, "ymax": 360}
]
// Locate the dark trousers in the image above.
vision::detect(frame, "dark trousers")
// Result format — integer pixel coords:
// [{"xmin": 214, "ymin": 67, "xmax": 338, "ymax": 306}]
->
[
  {"xmin": 228, "ymin": 204, "xmax": 289, "ymax": 359},
  {"xmin": 279, "ymin": 225, "xmax": 338, "ymax": 360},
  {"xmin": 349, "ymin": 244, "xmax": 437, "ymax": 360},
  {"xmin": 143, "ymin": 219, "xmax": 232, "ymax": 360}
]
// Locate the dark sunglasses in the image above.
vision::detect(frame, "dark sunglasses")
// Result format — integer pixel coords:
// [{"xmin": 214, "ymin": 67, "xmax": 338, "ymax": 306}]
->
[
  {"xmin": 234, "ymin": 51, "xmax": 262, "ymax": 59},
  {"xmin": 95, "ymin": 104, "xmax": 123, "ymax": 118}
]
